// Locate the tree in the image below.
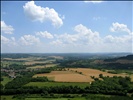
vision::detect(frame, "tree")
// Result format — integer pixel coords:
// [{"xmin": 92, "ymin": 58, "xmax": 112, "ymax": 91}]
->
[{"xmin": 99, "ymin": 74, "xmax": 103, "ymax": 78}]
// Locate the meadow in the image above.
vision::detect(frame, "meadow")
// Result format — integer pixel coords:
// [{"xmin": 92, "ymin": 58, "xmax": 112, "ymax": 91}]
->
[
  {"xmin": 25, "ymin": 82, "xmax": 90, "ymax": 88},
  {"xmin": 1, "ymin": 76, "xmax": 13, "ymax": 86}
]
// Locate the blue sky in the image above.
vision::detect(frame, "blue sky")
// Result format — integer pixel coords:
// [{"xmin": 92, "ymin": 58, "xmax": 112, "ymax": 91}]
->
[{"xmin": 1, "ymin": 1, "xmax": 133, "ymax": 53}]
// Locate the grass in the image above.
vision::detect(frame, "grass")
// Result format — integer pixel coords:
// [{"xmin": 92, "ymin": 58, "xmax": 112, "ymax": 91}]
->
[
  {"xmin": 25, "ymin": 82, "xmax": 90, "ymax": 88},
  {"xmin": 1, "ymin": 95, "xmax": 13, "ymax": 100},
  {"xmin": 130, "ymin": 74, "xmax": 133, "ymax": 82},
  {"xmin": 1, "ymin": 61, "xmax": 24, "ymax": 68},
  {"xmin": 1, "ymin": 76, "xmax": 13, "ymax": 86},
  {"xmin": 26, "ymin": 64, "xmax": 58, "ymax": 69},
  {"xmin": 25, "ymin": 98, "xmax": 69, "ymax": 100},
  {"xmin": 25, "ymin": 98, "xmax": 87, "ymax": 100}
]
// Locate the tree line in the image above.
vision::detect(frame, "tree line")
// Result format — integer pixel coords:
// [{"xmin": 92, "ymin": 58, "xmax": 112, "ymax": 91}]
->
[{"xmin": 1, "ymin": 75, "xmax": 133, "ymax": 96}]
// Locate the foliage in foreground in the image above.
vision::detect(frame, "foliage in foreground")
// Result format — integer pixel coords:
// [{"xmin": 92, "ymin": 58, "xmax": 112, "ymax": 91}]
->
[{"xmin": 1, "ymin": 75, "xmax": 133, "ymax": 96}]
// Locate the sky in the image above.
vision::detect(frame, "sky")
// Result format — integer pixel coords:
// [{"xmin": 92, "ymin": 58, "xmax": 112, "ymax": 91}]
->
[{"xmin": 1, "ymin": 1, "xmax": 133, "ymax": 53}]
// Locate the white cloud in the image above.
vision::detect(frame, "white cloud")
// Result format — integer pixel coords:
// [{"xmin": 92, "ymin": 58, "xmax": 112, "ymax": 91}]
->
[
  {"xmin": 50, "ymin": 24, "xmax": 132, "ymax": 52},
  {"xmin": 104, "ymin": 35, "xmax": 132, "ymax": 44},
  {"xmin": 23, "ymin": 1, "xmax": 63, "ymax": 28},
  {"xmin": 74, "ymin": 24, "xmax": 101, "ymax": 44},
  {"xmin": 110, "ymin": 22, "xmax": 131, "ymax": 34},
  {"xmin": 36, "ymin": 31, "xmax": 54, "ymax": 39},
  {"xmin": 1, "ymin": 35, "xmax": 10, "ymax": 44},
  {"xmin": 1, "ymin": 35, "xmax": 17, "ymax": 46},
  {"xmin": 52, "ymin": 24, "xmax": 101, "ymax": 46},
  {"xmin": 19, "ymin": 35, "xmax": 40, "ymax": 46},
  {"xmin": 50, "ymin": 39, "xmax": 63, "ymax": 46},
  {"xmin": 84, "ymin": 0, "xmax": 103, "ymax": 3},
  {"xmin": 1, "ymin": 23, "xmax": 132, "ymax": 53},
  {"xmin": 11, "ymin": 37, "xmax": 15, "ymax": 41},
  {"xmin": 1, "ymin": 21, "xmax": 14, "ymax": 34},
  {"xmin": 55, "ymin": 33, "xmax": 79, "ymax": 44}
]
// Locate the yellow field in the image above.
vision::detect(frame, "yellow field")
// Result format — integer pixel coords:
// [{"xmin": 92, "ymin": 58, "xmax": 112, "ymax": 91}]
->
[
  {"xmin": 69, "ymin": 68, "xmax": 127, "ymax": 78},
  {"xmin": 33, "ymin": 68, "xmax": 128, "ymax": 83},
  {"xmin": 33, "ymin": 70, "xmax": 93, "ymax": 82},
  {"xmin": 3, "ymin": 57, "xmax": 35, "ymax": 61},
  {"xmin": 130, "ymin": 74, "xmax": 133, "ymax": 82},
  {"xmin": 26, "ymin": 64, "xmax": 58, "ymax": 69}
]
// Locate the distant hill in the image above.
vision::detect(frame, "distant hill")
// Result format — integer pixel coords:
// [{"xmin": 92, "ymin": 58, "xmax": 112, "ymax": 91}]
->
[
  {"xmin": 104, "ymin": 55, "xmax": 133, "ymax": 62},
  {"xmin": 118, "ymin": 55, "xmax": 133, "ymax": 60},
  {"xmin": 1, "ymin": 53, "xmax": 32, "ymax": 59}
]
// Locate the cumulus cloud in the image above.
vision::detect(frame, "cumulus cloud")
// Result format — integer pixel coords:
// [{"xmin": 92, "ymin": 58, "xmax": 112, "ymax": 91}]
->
[
  {"xmin": 110, "ymin": 22, "xmax": 131, "ymax": 34},
  {"xmin": 36, "ymin": 31, "xmax": 54, "ymax": 39},
  {"xmin": 104, "ymin": 35, "xmax": 132, "ymax": 44},
  {"xmin": 20, "ymin": 35, "xmax": 40, "ymax": 46},
  {"xmin": 52, "ymin": 24, "xmax": 101, "ymax": 46},
  {"xmin": 23, "ymin": 1, "xmax": 63, "ymax": 27},
  {"xmin": 50, "ymin": 39, "xmax": 63, "ymax": 46},
  {"xmin": 50, "ymin": 23, "xmax": 132, "ymax": 52},
  {"xmin": 74, "ymin": 24, "xmax": 101, "ymax": 44},
  {"xmin": 1, "ymin": 35, "xmax": 17, "ymax": 46},
  {"xmin": 1, "ymin": 35, "xmax": 10, "ymax": 44},
  {"xmin": 1, "ymin": 22, "xmax": 132, "ymax": 53},
  {"xmin": 1, "ymin": 21, "xmax": 14, "ymax": 34}
]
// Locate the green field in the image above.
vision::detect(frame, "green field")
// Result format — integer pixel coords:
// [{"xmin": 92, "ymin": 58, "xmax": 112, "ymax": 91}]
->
[
  {"xmin": 1, "ymin": 76, "xmax": 13, "ymax": 86},
  {"xmin": 130, "ymin": 74, "xmax": 133, "ymax": 82},
  {"xmin": 25, "ymin": 98, "xmax": 69, "ymax": 100},
  {"xmin": 25, "ymin": 98, "xmax": 87, "ymax": 100},
  {"xmin": 1, "ymin": 61, "xmax": 24, "ymax": 67},
  {"xmin": 25, "ymin": 82, "xmax": 90, "ymax": 88},
  {"xmin": 1, "ymin": 95, "xmax": 14, "ymax": 100}
]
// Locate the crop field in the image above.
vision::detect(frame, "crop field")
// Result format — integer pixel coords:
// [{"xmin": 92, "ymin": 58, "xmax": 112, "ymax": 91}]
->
[
  {"xmin": 2, "ymin": 57, "xmax": 35, "ymax": 61},
  {"xmin": 24, "ymin": 60, "xmax": 55, "ymax": 65},
  {"xmin": 1, "ymin": 76, "xmax": 13, "ymax": 86},
  {"xmin": 1, "ymin": 95, "xmax": 13, "ymax": 100},
  {"xmin": 25, "ymin": 82, "xmax": 90, "ymax": 88},
  {"xmin": 33, "ymin": 68, "xmax": 128, "ymax": 83},
  {"xmin": 25, "ymin": 98, "xmax": 69, "ymax": 100},
  {"xmin": 130, "ymin": 74, "xmax": 133, "ymax": 82},
  {"xmin": 26, "ymin": 64, "xmax": 58, "ymax": 69},
  {"xmin": 69, "ymin": 68, "xmax": 128, "ymax": 78},
  {"xmin": 1, "ymin": 61, "xmax": 24, "ymax": 67},
  {"xmin": 33, "ymin": 70, "xmax": 93, "ymax": 82}
]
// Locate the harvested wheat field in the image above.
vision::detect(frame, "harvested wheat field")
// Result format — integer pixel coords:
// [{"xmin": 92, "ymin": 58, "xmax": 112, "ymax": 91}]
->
[
  {"xmin": 33, "ymin": 68, "xmax": 128, "ymax": 83},
  {"xmin": 33, "ymin": 70, "xmax": 93, "ymax": 82},
  {"xmin": 69, "ymin": 68, "xmax": 127, "ymax": 78}
]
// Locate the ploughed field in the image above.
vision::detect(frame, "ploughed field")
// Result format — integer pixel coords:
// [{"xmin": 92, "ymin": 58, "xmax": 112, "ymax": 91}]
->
[{"xmin": 33, "ymin": 68, "xmax": 128, "ymax": 82}]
